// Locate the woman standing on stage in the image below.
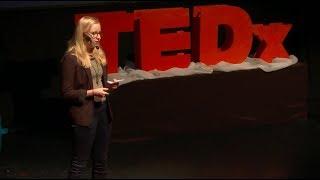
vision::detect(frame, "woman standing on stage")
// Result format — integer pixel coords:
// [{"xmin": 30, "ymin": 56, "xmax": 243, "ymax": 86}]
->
[{"xmin": 60, "ymin": 16, "xmax": 118, "ymax": 179}]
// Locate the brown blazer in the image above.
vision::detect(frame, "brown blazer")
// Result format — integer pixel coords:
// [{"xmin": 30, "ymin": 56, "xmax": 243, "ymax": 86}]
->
[{"xmin": 60, "ymin": 53, "xmax": 114, "ymax": 126}]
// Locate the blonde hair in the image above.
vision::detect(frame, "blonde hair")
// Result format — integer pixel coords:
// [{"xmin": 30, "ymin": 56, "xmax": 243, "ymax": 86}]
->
[{"xmin": 66, "ymin": 16, "xmax": 106, "ymax": 68}]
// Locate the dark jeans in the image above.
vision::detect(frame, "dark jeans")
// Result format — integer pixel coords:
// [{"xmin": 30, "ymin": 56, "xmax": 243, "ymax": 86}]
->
[{"xmin": 68, "ymin": 102, "xmax": 112, "ymax": 179}]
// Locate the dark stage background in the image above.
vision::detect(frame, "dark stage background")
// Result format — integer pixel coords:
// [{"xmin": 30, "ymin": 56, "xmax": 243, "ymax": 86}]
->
[{"xmin": 0, "ymin": 0, "xmax": 318, "ymax": 132}]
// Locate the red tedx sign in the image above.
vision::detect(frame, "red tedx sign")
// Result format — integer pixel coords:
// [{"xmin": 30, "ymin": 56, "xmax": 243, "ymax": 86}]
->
[{"xmin": 75, "ymin": 5, "xmax": 292, "ymax": 73}]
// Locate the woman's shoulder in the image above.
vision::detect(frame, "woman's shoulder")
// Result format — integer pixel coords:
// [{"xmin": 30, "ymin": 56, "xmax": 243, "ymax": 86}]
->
[{"xmin": 61, "ymin": 51, "xmax": 78, "ymax": 63}]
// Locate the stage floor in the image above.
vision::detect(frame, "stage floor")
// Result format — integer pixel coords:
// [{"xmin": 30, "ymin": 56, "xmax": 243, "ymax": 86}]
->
[{"xmin": 1, "ymin": 118, "xmax": 319, "ymax": 178}]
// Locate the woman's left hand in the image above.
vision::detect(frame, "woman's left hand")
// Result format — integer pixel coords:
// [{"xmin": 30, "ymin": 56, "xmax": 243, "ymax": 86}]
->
[
  {"xmin": 107, "ymin": 81, "xmax": 119, "ymax": 91},
  {"xmin": 110, "ymin": 82, "xmax": 119, "ymax": 90}
]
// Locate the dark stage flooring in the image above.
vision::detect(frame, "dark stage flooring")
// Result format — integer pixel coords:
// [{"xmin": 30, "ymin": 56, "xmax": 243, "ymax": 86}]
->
[{"xmin": 1, "ymin": 118, "xmax": 320, "ymax": 179}]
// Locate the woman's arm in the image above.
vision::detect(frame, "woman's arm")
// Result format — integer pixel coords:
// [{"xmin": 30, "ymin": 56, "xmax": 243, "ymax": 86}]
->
[{"xmin": 60, "ymin": 54, "xmax": 87, "ymax": 104}]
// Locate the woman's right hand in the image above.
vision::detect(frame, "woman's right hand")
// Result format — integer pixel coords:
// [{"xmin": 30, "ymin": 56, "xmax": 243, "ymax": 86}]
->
[
  {"xmin": 87, "ymin": 88, "xmax": 109, "ymax": 97},
  {"xmin": 93, "ymin": 87, "xmax": 109, "ymax": 97}
]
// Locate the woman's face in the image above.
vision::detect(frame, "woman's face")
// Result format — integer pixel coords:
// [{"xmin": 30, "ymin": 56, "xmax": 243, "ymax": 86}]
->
[{"xmin": 88, "ymin": 23, "xmax": 102, "ymax": 43}]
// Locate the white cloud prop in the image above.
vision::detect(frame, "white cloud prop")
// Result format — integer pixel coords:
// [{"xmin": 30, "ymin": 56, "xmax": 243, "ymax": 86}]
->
[{"xmin": 108, "ymin": 55, "xmax": 298, "ymax": 85}]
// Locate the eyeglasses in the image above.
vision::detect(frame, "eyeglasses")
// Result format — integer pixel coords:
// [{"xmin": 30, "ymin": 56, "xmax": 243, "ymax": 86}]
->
[{"xmin": 89, "ymin": 31, "xmax": 102, "ymax": 38}]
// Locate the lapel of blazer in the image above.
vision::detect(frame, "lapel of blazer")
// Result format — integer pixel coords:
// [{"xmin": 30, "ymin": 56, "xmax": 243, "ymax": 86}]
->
[{"xmin": 101, "ymin": 64, "xmax": 108, "ymax": 87}]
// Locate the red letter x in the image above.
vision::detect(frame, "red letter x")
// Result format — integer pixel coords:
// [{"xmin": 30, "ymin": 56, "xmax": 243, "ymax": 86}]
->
[{"xmin": 253, "ymin": 23, "xmax": 292, "ymax": 62}]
